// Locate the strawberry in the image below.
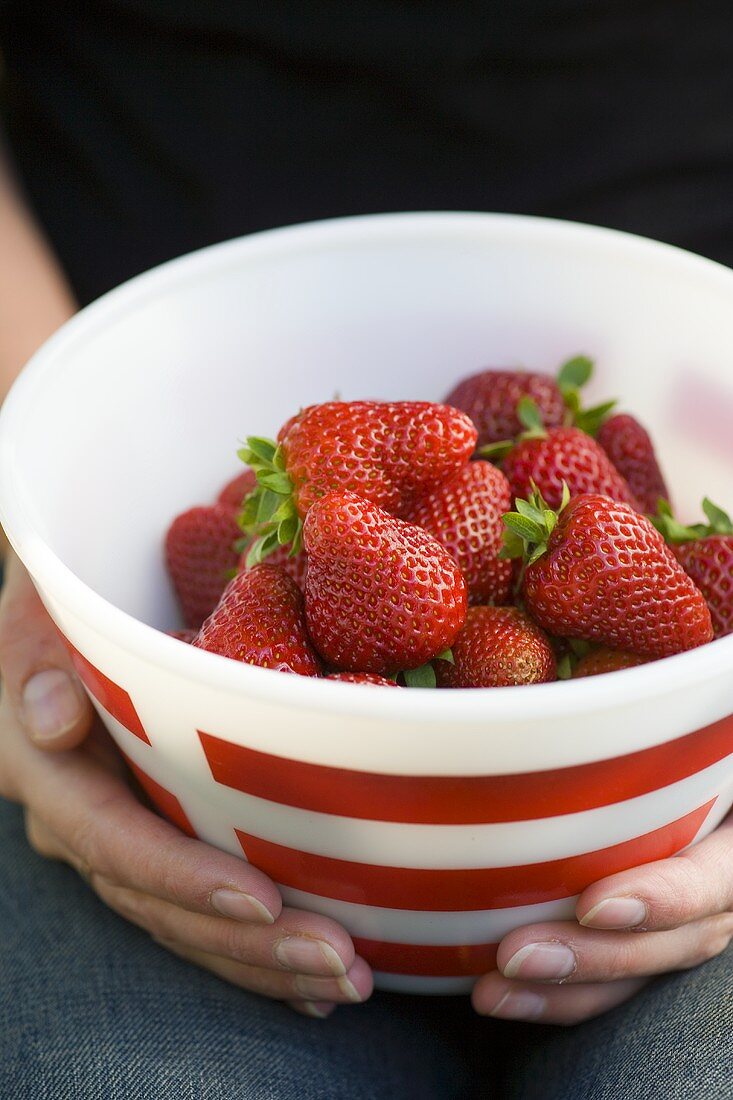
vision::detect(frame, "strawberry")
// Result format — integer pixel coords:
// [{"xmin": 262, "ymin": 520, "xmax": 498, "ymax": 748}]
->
[
  {"xmin": 596, "ymin": 414, "xmax": 669, "ymax": 514},
  {"xmin": 165, "ymin": 504, "xmax": 242, "ymax": 629},
  {"xmin": 167, "ymin": 628, "xmax": 198, "ymax": 643},
  {"xmin": 217, "ymin": 468, "xmax": 257, "ymax": 510},
  {"xmin": 445, "ymin": 355, "xmax": 614, "ymax": 449},
  {"xmin": 653, "ymin": 498, "xmax": 733, "ymax": 639},
  {"xmin": 402, "ymin": 460, "xmax": 513, "ymax": 605},
  {"xmin": 573, "ymin": 648, "xmax": 651, "ymax": 678},
  {"xmin": 503, "ymin": 489, "xmax": 713, "ymax": 658},
  {"xmin": 326, "ymin": 672, "xmax": 400, "ymax": 686},
  {"xmin": 193, "ymin": 564, "xmax": 322, "ymax": 676},
  {"xmin": 303, "ymin": 491, "xmax": 467, "ymax": 674},
  {"xmin": 502, "ymin": 425, "xmax": 638, "ymax": 510},
  {"xmin": 238, "ymin": 543, "xmax": 308, "ymax": 592},
  {"xmin": 238, "ymin": 402, "xmax": 477, "ymax": 563},
  {"xmin": 435, "ymin": 606, "xmax": 556, "ymax": 688},
  {"xmin": 445, "ymin": 369, "xmax": 565, "ymax": 448}
]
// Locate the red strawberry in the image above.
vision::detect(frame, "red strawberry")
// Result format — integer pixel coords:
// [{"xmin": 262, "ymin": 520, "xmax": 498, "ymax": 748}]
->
[
  {"xmin": 436, "ymin": 606, "xmax": 556, "ymax": 688},
  {"xmin": 504, "ymin": 490, "xmax": 713, "ymax": 658},
  {"xmin": 402, "ymin": 461, "xmax": 512, "ymax": 605},
  {"xmin": 165, "ymin": 504, "xmax": 241, "ymax": 629},
  {"xmin": 217, "ymin": 468, "xmax": 257, "ymax": 510},
  {"xmin": 573, "ymin": 648, "xmax": 651, "ymax": 678},
  {"xmin": 238, "ymin": 543, "xmax": 308, "ymax": 591},
  {"xmin": 502, "ymin": 426, "xmax": 638, "ymax": 510},
  {"xmin": 193, "ymin": 564, "xmax": 321, "ymax": 676},
  {"xmin": 326, "ymin": 672, "xmax": 400, "ymax": 686},
  {"xmin": 239, "ymin": 402, "xmax": 477, "ymax": 562},
  {"xmin": 596, "ymin": 414, "xmax": 669, "ymax": 514},
  {"xmin": 303, "ymin": 491, "xmax": 467, "ymax": 674},
  {"xmin": 653, "ymin": 498, "xmax": 733, "ymax": 639},
  {"xmin": 445, "ymin": 369, "xmax": 565, "ymax": 447},
  {"xmin": 167, "ymin": 628, "xmax": 198, "ymax": 643}
]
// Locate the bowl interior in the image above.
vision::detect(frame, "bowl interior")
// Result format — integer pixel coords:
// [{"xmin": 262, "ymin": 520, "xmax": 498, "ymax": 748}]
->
[{"xmin": 5, "ymin": 213, "xmax": 733, "ymax": 632}]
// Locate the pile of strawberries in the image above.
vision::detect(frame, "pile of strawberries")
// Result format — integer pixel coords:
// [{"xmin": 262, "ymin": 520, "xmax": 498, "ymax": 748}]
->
[{"xmin": 164, "ymin": 357, "xmax": 732, "ymax": 688}]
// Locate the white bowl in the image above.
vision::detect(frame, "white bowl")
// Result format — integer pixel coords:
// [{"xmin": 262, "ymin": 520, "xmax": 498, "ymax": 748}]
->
[{"xmin": 2, "ymin": 213, "xmax": 733, "ymax": 994}]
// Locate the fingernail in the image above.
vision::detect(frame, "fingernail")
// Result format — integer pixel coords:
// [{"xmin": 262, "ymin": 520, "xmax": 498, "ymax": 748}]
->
[
  {"xmin": 503, "ymin": 942, "xmax": 576, "ymax": 981},
  {"xmin": 210, "ymin": 888, "xmax": 275, "ymax": 924},
  {"xmin": 22, "ymin": 669, "xmax": 84, "ymax": 741},
  {"xmin": 275, "ymin": 937, "xmax": 346, "ymax": 976},
  {"xmin": 580, "ymin": 896, "xmax": 648, "ymax": 929},
  {"xmin": 294, "ymin": 974, "xmax": 363, "ymax": 1003},
  {"xmin": 297, "ymin": 1001, "xmax": 337, "ymax": 1019},
  {"xmin": 489, "ymin": 990, "xmax": 546, "ymax": 1021}
]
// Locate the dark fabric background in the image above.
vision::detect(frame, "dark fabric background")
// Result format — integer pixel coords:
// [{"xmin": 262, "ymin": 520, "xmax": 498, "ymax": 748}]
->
[{"xmin": 2, "ymin": 1, "xmax": 733, "ymax": 303}]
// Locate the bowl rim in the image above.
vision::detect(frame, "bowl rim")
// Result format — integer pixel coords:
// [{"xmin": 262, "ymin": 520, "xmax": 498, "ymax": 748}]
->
[{"xmin": 1, "ymin": 209, "xmax": 732, "ymax": 727}]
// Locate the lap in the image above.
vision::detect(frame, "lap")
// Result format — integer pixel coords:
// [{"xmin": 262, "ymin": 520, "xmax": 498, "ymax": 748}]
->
[
  {"xmin": 0, "ymin": 797, "xmax": 491, "ymax": 1100},
  {"xmin": 2, "ymin": 795, "xmax": 730, "ymax": 1100}
]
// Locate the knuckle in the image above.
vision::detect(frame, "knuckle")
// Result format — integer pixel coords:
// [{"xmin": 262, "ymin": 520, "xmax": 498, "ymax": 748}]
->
[{"xmin": 217, "ymin": 919, "xmax": 250, "ymax": 962}]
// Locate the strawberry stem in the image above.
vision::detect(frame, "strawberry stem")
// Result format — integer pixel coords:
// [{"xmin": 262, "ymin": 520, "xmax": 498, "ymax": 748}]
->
[{"xmin": 236, "ymin": 436, "xmax": 303, "ymax": 564}]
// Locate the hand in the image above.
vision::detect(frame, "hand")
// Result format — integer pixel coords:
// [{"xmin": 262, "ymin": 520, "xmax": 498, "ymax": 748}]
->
[
  {"xmin": 0, "ymin": 552, "xmax": 372, "ymax": 1018},
  {"xmin": 472, "ymin": 814, "xmax": 733, "ymax": 1025}
]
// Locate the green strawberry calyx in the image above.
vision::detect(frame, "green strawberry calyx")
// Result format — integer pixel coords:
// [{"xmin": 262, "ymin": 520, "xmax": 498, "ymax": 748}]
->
[
  {"xmin": 476, "ymin": 396, "xmax": 548, "ymax": 461},
  {"xmin": 235, "ymin": 437, "xmax": 302, "ymax": 566},
  {"xmin": 500, "ymin": 481, "xmax": 571, "ymax": 569},
  {"xmin": 557, "ymin": 355, "xmax": 617, "ymax": 436},
  {"xmin": 652, "ymin": 497, "xmax": 733, "ymax": 544},
  {"xmin": 400, "ymin": 648, "xmax": 454, "ymax": 689}
]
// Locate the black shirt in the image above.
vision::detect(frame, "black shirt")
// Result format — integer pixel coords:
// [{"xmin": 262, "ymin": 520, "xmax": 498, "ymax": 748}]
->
[{"xmin": 2, "ymin": 1, "xmax": 733, "ymax": 304}]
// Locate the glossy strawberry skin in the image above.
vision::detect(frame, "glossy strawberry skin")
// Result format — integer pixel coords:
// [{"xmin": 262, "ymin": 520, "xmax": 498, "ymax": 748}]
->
[
  {"xmin": 444, "ymin": 370, "xmax": 566, "ymax": 447},
  {"xmin": 217, "ymin": 468, "xmax": 257, "ymax": 510},
  {"xmin": 436, "ymin": 606, "xmax": 556, "ymax": 688},
  {"xmin": 303, "ymin": 492, "xmax": 467, "ymax": 674},
  {"xmin": 503, "ymin": 427, "xmax": 638, "ymax": 510},
  {"xmin": 165, "ymin": 504, "xmax": 241, "ymax": 629},
  {"xmin": 596, "ymin": 414, "xmax": 669, "ymax": 514},
  {"xmin": 573, "ymin": 648, "xmax": 651, "ymax": 678},
  {"xmin": 238, "ymin": 543, "xmax": 308, "ymax": 592},
  {"xmin": 673, "ymin": 536, "xmax": 733, "ymax": 639},
  {"xmin": 193, "ymin": 564, "xmax": 322, "ymax": 676},
  {"xmin": 402, "ymin": 461, "xmax": 513, "ymax": 605},
  {"xmin": 326, "ymin": 672, "xmax": 400, "ymax": 686},
  {"xmin": 281, "ymin": 402, "xmax": 477, "ymax": 518},
  {"xmin": 522, "ymin": 495, "xmax": 714, "ymax": 658}
]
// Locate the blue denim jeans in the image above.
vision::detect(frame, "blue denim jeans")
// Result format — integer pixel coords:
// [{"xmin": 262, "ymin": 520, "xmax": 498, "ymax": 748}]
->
[{"xmin": 1, "ymin": 797, "xmax": 730, "ymax": 1100}]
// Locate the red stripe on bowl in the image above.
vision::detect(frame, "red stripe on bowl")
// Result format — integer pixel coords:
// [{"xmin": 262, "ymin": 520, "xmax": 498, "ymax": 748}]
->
[
  {"xmin": 199, "ymin": 718, "xmax": 733, "ymax": 824},
  {"xmin": 236, "ymin": 800, "xmax": 714, "ymax": 911},
  {"xmin": 63, "ymin": 639, "xmax": 150, "ymax": 743},
  {"xmin": 121, "ymin": 755, "xmax": 197, "ymax": 838},
  {"xmin": 353, "ymin": 938, "xmax": 498, "ymax": 977}
]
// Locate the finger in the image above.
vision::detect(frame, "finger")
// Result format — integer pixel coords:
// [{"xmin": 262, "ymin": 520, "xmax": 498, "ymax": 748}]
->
[
  {"xmin": 152, "ymin": 939, "xmax": 373, "ymax": 1004},
  {"xmin": 472, "ymin": 971, "xmax": 647, "ymax": 1025},
  {"xmin": 0, "ymin": 550, "xmax": 92, "ymax": 748},
  {"xmin": 577, "ymin": 812, "xmax": 733, "ymax": 932},
  {"xmin": 496, "ymin": 915, "xmax": 733, "ymax": 984},
  {"xmin": 20, "ymin": 743, "xmax": 283, "ymax": 925},
  {"xmin": 91, "ymin": 880, "xmax": 356, "ymax": 978},
  {"xmin": 286, "ymin": 1001, "xmax": 338, "ymax": 1019}
]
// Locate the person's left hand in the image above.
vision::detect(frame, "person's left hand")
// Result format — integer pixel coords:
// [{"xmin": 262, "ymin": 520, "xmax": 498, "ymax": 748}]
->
[{"xmin": 472, "ymin": 814, "xmax": 733, "ymax": 1025}]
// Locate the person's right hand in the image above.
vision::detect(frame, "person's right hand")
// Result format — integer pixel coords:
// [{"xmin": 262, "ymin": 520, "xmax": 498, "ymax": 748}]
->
[{"xmin": 0, "ymin": 550, "xmax": 372, "ymax": 1018}]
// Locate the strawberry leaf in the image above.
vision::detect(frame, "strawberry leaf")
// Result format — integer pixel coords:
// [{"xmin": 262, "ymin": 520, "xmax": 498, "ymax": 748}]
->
[
  {"xmin": 702, "ymin": 497, "xmax": 733, "ymax": 535},
  {"xmin": 556, "ymin": 653, "xmax": 573, "ymax": 680},
  {"xmin": 434, "ymin": 648, "xmax": 455, "ymax": 664},
  {"xmin": 476, "ymin": 440, "xmax": 515, "ymax": 461},
  {"xmin": 574, "ymin": 399, "xmax": 617, "ymax": 437},
  {"xmin": 244, "ymin": 437, "xmax": 279, "ymax": 465},
  {"xmin": 557, "ymin": 355, "xmax": 593, "ymax": 395},
  {"xmin": 517, "ymin": 396, "xmax": 546, "ymax": 436},
  {"xmin": 403, "ymin": 663, "xmax": 437, "ymax": 688}
]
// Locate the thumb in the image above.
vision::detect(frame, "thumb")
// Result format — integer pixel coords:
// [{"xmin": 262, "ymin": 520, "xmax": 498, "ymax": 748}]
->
[{"xmin": 0, "ymin": 550, "xmax": 93, "ymax": 749}]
